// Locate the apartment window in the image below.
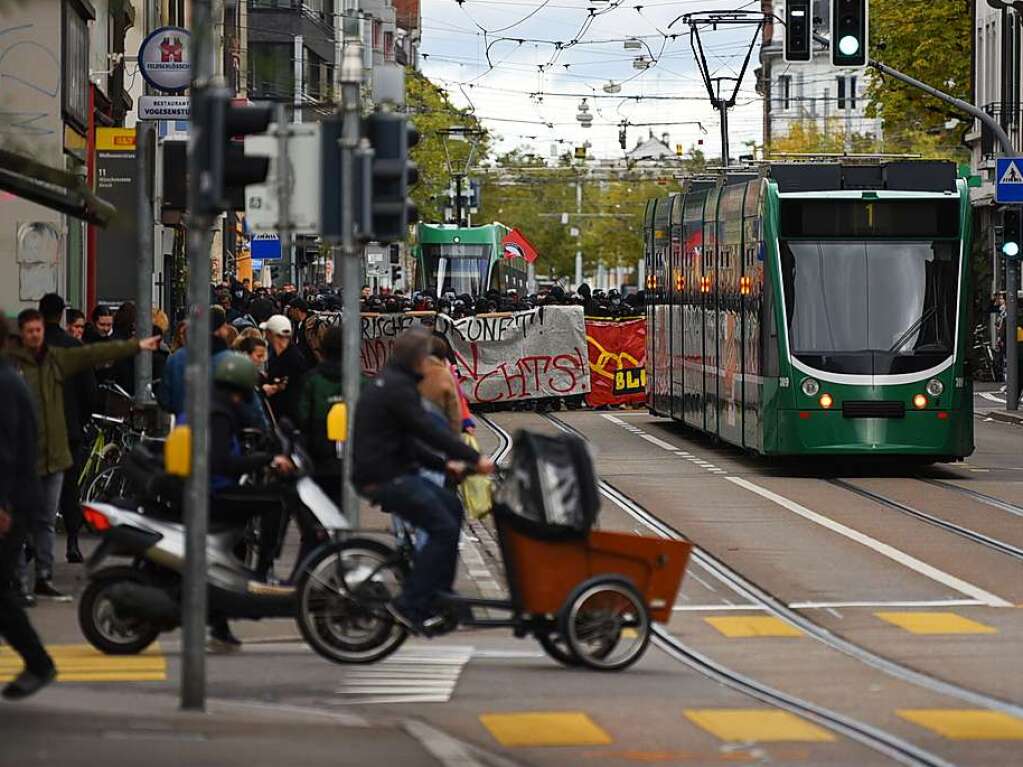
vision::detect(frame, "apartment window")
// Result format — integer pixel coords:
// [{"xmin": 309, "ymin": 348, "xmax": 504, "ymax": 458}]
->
[
  {"xmin": 62, "ymin": 0, "xmax": 90, "ymax": 133},
  {"xmin": 249, "ymin": 43, "xmax": 294, "ymax": 100},
  {"xmin": 779, "ymin": 75, "xmax": 791, "ymax": 111},
  {"xmin": 373, "ymin": 20, "xmax": 383, "ymax": 51},
  {"xmin": 384, "ymin": 31, "xmax": 394, "ymax": 61}
]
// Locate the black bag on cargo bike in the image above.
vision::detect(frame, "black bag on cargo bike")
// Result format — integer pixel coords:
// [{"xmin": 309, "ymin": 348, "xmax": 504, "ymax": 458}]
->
[{"xmin": 495, "ymin": 429, "xmax": 599, "ymax": 541}]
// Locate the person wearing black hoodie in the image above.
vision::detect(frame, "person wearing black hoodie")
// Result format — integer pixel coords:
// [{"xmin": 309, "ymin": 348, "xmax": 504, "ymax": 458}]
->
[{"xmin": 39, "ymin": 294, "xmax": 96, "ymax": 563}]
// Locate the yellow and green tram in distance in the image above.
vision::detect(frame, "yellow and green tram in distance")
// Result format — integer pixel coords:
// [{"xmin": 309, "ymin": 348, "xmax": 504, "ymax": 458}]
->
[{"xmin": 644, "ymin": 161, "xmax": 973, "ymax": 461}]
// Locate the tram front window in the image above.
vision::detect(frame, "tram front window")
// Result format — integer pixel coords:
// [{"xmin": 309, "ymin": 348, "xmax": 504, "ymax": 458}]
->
[
  {"xmin": 779, "ymin": 240, "xmax": 960, "ymax": 375},
  {"xmin": 422, "ymin": 244, "xmax": 489, "ymax": 296}
]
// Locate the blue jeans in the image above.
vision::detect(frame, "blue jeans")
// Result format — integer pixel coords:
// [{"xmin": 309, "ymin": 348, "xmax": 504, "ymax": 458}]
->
[{"xmin": 366, "ymin": 474, "xmax": 464, "ymax": 620}]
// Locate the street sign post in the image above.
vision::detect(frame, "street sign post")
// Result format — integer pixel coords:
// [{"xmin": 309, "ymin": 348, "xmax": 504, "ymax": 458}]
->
[
  {"xmin": 245, "ymin": 123, "xmax": 322, "ymax": 234},
  {"xmin": 251, "ymin": 233, "xmax": 282, "ymax": 261},
  {"xmin": 995, "ymin": 158, "xmax": 1023, "ymax": 204}
]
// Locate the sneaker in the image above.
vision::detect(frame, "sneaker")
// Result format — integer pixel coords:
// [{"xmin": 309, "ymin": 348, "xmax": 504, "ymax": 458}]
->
[
  {"xmin": 33, "ymin": 580, "xmax": 72, "ymax": 602},
  {"xmin": 386, "ymin": 601, "xmax": 422, "ymax": 636},
  {"xmin": 15, "ymin": 591, "xmax": 36, "ymax": 609},
  {"xmin": 2, "ymin": 665, "xmax": 56, "ymax": 701}
]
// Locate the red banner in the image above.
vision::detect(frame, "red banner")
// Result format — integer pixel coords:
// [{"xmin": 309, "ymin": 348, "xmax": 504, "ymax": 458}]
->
[{"xmin": 585, "ymin": 317, "xmax": 646, "ymax": 408}]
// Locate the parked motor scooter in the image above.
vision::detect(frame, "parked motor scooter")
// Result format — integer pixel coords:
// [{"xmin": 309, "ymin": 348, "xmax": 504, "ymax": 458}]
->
[{"xmin": 77, "ymin": 429, "xmax": 350, "ymax": 655}]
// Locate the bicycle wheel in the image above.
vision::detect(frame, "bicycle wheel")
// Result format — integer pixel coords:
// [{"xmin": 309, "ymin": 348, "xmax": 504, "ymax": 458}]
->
[
  {"xmin": 82, "ymin": 465, "xmax": 128, "ymax": 503},
  {"xmin": 295, "ymin": 538, "xmax": 409, "ymax": 664},
  {"xmin": 559, "ymin": 576, "xmax": 650, "ymax": 672}
]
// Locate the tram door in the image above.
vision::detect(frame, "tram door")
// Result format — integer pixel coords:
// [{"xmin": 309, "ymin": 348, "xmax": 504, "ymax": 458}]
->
[
  {"xmin": 643, "ymin": 200, "xmax": 656, "ymax": 412},
  {"xmin": 717, "ymin": 185, "xmax": 745, "ymax": 446},
  {"xmin": 742, "ymin": 180, "xmax": 765, "ymax": 450},
  {"xmin": 669, "ymin": 194, "xmax": 685, "ymax": 421},
  {"xmin": 702, "ymin": 187, "xmax": 721, "ymax": 434},
  {"xmin": 683, "ymin": 191, "xmax": 706, "ymax": 429}
]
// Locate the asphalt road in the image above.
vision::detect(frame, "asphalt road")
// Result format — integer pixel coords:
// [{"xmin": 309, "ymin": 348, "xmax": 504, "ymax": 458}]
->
[{"xmin": 3, "ymin": 403, "xmax": 1021, "ymax": 767}]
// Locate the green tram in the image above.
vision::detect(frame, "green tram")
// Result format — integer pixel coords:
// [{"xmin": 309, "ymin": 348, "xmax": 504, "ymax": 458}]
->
[
  {"xmin": 413, "ymin": 222, "xmax": 528, "ymax": 296},
  {"xmin": 644, "ymin": 161, "xmax": 973, "ymax": 460}
]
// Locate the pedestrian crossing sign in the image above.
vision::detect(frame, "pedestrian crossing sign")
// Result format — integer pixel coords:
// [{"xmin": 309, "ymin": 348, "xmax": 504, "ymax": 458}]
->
[{"xmin": 995, "ymin": 158, "xmax": 1023, "ymax": 203}]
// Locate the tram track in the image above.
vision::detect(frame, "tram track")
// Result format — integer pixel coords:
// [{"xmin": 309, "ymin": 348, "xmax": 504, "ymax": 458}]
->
[
  {"xmin": 829, "ymin": 479, "xmax": 1023, "ymax": 563},
  {"xmin": 476, "ymin": 414, "xmax": 966, "ymax": 767},
  {"xmin": 916, "ymin": 478, "xmax": 1023, "ymax": 520},
  {"xmin": 479, "ymin": 412, "xmax": 1023, "ymax": 724}
]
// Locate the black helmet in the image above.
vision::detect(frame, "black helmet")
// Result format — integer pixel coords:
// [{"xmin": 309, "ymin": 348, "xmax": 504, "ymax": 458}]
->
[{"xmin": 214, "ymin": 353, "xmax": 259, "ymax": 392}]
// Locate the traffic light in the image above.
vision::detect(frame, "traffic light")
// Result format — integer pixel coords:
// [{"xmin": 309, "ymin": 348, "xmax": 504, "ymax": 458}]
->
[
  {"xmin": 1003, "ymin": 208, "xmax": 1021, "ymax": 259},
  {"xmin": 364, "ymin": 111, "xmax": 419, "ymax": 244},
  {"xmin": 831, "ymin": 0, "xmax": 868, "ymax": 67},
  {"xmin": 320, "ymin": 115, "xmax": 373, "ymax": 243},
  {"xmin": 784, "ymin": 0, "xmax": 812, "ymax": 63},
  {"xmin": 196, "ymin": 88, "xmax": 273, "ymax": 214}
]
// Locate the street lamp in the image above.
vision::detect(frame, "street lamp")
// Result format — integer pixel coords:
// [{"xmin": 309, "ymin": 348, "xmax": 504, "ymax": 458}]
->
[
  {"xmin": 438, "ymin": 125, "xmax": 484, "ymax": 227},
  {"xmin": 576, "ymin": 99, "xmax": 593, "ymax": 128}
]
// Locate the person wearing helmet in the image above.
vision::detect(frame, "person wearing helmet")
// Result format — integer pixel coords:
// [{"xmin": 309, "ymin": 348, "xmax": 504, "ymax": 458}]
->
[{"xmin": 207, "ymin": 353, "xmax": 296, "ymax": 650}]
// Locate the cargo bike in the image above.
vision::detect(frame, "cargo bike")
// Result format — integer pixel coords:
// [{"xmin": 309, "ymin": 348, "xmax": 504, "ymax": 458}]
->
[{"xmin": 295, "ymin": 430, "xmax": 692, "ymax": 671}]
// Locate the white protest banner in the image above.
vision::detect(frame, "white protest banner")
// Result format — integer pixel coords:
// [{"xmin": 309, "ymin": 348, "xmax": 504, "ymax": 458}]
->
[{"xmin": 356, "ymin": 306, "xmax": 590, "ymax": 403}]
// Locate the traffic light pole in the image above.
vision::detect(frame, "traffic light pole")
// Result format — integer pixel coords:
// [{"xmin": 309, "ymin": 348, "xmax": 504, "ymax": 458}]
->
[
  {"xmin": 134, "ymin": 122, "xmax": 155, "ymax": 405},
  {"xmin": 183, "ymin": 0, "xmax": 217, "ymax": 712},
  {"xmin": 336, "ymin": 37, "xmax": 363, "ymax": 527}
]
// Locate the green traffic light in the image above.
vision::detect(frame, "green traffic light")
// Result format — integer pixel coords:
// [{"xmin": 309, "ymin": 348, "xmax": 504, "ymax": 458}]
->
[
  {"xmin": 1003, "ymin": 241, "xmax": 1021, "ymax": 258},
  {"xmin": 838, "ymin": 35, "xmax": 861, "ymax": 56}
]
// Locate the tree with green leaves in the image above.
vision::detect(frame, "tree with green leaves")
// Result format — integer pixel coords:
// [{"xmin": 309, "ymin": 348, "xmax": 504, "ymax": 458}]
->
[
  {"xmin": 405, "ymin": 71, "xmax": 489, "ymax": 225},
  {"xmin": 864, "ymin": 0, "xmax": 972, "ymax": 160}
]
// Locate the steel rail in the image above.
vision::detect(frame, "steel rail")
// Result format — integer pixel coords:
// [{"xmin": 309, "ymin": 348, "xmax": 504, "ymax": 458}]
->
[
  {"xmin": 916, "ymin": 478, "xmax": 1023, "ymax": 521},
  {"xmin": 830, "ymin": 479, "xmax": 1023, "ymax": 562},
  {"xmin": 532, "ymin": 412, "xmax": 1023, "ymax": 720}
]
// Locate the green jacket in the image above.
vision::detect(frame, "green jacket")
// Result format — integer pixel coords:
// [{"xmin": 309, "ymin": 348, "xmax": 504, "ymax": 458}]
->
[{"xmin": 7, "ymin": 339, "xmax": 139, "ymax": 475}]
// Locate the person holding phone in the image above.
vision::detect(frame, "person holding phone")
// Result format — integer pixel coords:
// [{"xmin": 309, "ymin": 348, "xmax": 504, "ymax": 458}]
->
[{"xmin": 259, "ymin": 314, "xmax": 308, "ymax": 424}]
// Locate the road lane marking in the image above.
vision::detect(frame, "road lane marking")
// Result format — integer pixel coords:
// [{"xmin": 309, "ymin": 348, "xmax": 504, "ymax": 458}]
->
[
  {"xmin": 639, "ymin": 433, "xmax": 680, "ymax": 451},
  {"xmin": 333, "ymin": 645, "xmax": 472, "ymax": 705},
  {"xmin": 0, "ymin": 643, "xmax": 167, "ymax": 683},
  {"xmin": 725, "ymin": 476, "xmax": 1014, "ymax": 608},
  {"xmin": 705, "ymin": 616, "xmax": 804, "ymax": 638},
  {"xmin": 874, "ymin": 612, "xmax": 998, "ymax": 635},
  {"xmin": 480, "ymin": 712, "xmax": 613, "ymax": 747},
  {"xmin": 684, "ymin": 709, "xmax": 836, "ymax": 742},
  {"xmin": 898, "ymin": 710, "xmax": 1023, "ymax": 740}
]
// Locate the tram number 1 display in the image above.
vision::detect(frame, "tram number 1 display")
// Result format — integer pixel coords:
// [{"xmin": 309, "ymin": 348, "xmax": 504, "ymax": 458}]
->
[{"xmin": 614, "ymin": 367, "xmax": 647, "ymax": 396}]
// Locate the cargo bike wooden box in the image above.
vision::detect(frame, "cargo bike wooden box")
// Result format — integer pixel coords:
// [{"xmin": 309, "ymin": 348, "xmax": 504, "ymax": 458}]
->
[{"xmin": 297, "ymin": 431, "xmax": 692, "ymax": 671}]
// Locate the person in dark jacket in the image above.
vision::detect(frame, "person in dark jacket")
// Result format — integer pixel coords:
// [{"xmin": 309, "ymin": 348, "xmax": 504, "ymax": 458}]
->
[
  {"xmin": 297, "ymin": 326, "xmax": 343, "ymax": 496},
  {"xmin": 0, "ymin": 314, "xmax": 56, "ymax": 699},
  {"xmin": 40, "ymin": 293, "xmax": 96, "ymax": 563},
  {"xmin": 261, "ymin": 314, "xmax": 308, "ymax": 424},
  {"xmin": 208, "ymin": 354, "xmax": 295, "ymax": 648},
  {"xmin": 352, "ymin": 328, "xmax": 493, "ymax": 633}
]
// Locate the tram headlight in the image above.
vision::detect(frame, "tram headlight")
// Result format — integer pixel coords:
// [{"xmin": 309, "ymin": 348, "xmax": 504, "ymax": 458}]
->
[
  {"xmin": 801, "ymin": 378, "xmax": 820, "ymax": 397},
  {"xmin": 913, "ymin": 393, "xmax": 928, "ymax": 409},
  {"xmin": 926, "ymin": 379, "xmax": 944, "ymax": 397},
  {"xmin": 818, "ymin": 393, "xmax": 833, "ymax": 409}
]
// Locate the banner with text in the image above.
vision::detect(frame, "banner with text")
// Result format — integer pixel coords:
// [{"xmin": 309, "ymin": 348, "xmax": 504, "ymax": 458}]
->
[
  {"xmin": 359, "ymin": 306, "xmax": 590, "ymax": 403},
  {"xmin": 585, "ymin": 316, "xmax": 647, "ymax": 408}
]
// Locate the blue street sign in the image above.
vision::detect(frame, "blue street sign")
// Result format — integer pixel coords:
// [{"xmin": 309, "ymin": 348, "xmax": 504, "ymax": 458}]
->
[
  {"xmin": 995, "ymin": 158, "xmax": 1023, "ymax": 203},
  {"xmin": 251, "ymin": 234, "xmax": 282, "ymax": 261},
  {"xmin": 250, "ymin": 258, "xmax": 263, "ymax": 272}
]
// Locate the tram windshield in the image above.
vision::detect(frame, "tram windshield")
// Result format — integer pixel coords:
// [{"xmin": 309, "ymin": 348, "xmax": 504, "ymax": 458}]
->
[
  {"xmin": 421, "ymin": 244, "xmax": 490, "ymax": 296},
  {"xmin": 779, "ymin": 240, "xmax": 959, "ymax": 375}
]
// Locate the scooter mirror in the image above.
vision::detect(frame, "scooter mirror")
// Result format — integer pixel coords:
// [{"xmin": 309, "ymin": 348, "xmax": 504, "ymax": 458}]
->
[
  {"xmin": 165, "ymin": 425, "xmax": 192, "ymax": 476},
  {"xmin": 327, "ymin": 402, "xmax": 348, "ymax": 443}
]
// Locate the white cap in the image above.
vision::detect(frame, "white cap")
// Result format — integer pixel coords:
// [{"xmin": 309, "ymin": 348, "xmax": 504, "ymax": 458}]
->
[{"xmin": 259, "ymin": 314, "xmax": 292, "ymax": 336}]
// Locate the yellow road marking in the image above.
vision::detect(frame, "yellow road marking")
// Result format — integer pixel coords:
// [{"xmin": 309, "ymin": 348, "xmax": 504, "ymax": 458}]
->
[
  {"xmin": 480, "ymin": 712, "xmax": 613, "ymax": 747},
  {"xmin": 874, "ymin": 612, "xmax": 997, "ymax": 635},
  {"xmin": 898, "ymin": 710, "xmax": 1023, "ymax": 740},
  {"xmin": 0, "ymin": 643, "xmax": 166, "ymax": 683},
  {"xmin": 684, "ymin": 709, "xmax": 836, "ymax": 743},
  {"xmin": 704, "ymin": 616, "xmax": 804, "ymax": 638}
]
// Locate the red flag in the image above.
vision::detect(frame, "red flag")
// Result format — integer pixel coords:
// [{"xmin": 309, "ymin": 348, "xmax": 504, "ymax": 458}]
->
[{"xmin": 501, "ymin": 228, "xmax": 539, "ymax": 263}]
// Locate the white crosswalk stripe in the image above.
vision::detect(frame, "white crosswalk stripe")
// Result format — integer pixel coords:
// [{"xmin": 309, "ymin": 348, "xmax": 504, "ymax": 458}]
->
[{"xmin": 332, "ymin": 645, "xmax": 474, "ymax": 705}]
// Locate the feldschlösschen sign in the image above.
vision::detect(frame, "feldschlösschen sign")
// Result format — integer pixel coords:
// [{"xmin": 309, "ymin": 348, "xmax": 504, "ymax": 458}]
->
[{"xmin": 138, "ymin": 26, "xmax": 191, "ymax": 93}]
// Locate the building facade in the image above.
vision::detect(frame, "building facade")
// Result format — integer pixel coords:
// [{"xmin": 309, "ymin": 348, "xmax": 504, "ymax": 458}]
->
[
  {"xmin": 758, "ymin": 0, "xmax": 882, "ymax": 151},
  {"xmin": 967, "ymin": 1, "xmax": 1022, "ymax": 296}
]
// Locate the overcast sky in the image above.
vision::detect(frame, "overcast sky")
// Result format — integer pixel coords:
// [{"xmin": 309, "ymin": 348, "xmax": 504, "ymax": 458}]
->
[{"xmin": 419, "ymin": 0, "xmax": 766, "ymax": 162}]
